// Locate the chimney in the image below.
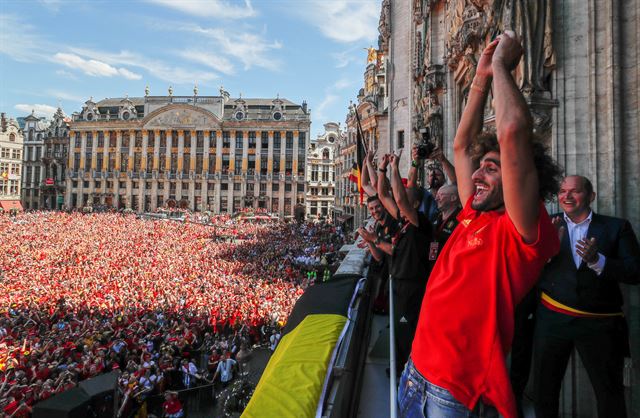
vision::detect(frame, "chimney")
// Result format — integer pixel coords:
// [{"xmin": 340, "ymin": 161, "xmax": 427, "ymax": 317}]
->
[{"xmin": 1, "ymin": 113, "xmax": 6, "ymax": 132}]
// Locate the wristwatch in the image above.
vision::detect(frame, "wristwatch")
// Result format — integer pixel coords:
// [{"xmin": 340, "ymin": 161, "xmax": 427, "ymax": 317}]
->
[{"xmin": 378, "ymin": 168, "xmax": 387, "ymax": 173}]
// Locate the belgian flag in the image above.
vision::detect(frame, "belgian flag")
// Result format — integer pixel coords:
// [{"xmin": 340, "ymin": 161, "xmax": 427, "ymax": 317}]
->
[
  {"xmin": 348, "ymin": 110, "xmax": 367, "ymax": 205},
  {"xmin": 243, "ymin": 279, "xmax": 359, "ymax": 418}
]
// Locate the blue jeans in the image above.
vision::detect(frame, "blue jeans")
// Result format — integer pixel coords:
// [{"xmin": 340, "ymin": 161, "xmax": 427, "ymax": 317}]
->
[{"xmin": 398, "ymin": 359, "xmax": 498, "ymax": 418}]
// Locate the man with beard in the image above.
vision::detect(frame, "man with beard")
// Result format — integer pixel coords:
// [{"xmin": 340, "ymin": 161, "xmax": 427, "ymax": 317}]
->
[
  {"xmin": 398, "ymin": 31, "xmax": 562, "ymax": 418},
  {"xmin": 533, "ymin": 175, "xmax": 640, "ymax": 418}
]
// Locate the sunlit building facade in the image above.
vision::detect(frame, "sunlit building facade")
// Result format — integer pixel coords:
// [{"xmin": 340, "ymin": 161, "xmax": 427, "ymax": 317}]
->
[{"xmin": 67, "ymin": 90, "xmax": 310, "ymax": 216}]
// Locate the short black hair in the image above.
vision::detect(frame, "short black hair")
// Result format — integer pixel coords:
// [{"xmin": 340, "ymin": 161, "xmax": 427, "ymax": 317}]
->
[
  {"xmin": 470, "ymin": 132, "xmax": 564, "ymax": 202},
  {"xmin": 366, "ymin": 194, "xmax": 380, "ymax": 204}
]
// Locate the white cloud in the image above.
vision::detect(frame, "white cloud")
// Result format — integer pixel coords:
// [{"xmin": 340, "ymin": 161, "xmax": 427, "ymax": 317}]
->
[
  {"xmin": 178, "ymin": 50, "xmax": 235, "ymax": 75},
  {"xmin": 314, "ymin": 94, "xmax": 339, "ymax": 124},
  {"xmin": 15, "ymin": 104, "xmax": 58, "ymax": 118},
  {"xmin": 191, "ymin": 26, "xmax": 282, "ymax": 71},
  {"xmin": 333, "ymin": 78, "xmax": 353, "ymax": 90},
  {"xmin": 53, "ymin": 53, "xmax": 142, "ymax": 80},
  {"xmin": 38, "ymin": 0, "xmax": 63, "ymax": 12},
  {"xmin": 66, "ymin": 47, "xmax": 218, "ymax": 84},
  {"xmin": 0, "ymin": 15, "xmax": 50, "ymax": 62},
  {"xmin": 145, "ymin": 0, "xmax": 257, "ymax": 19},
  {"xmin": 294, "ymin": 0, "xmax": 380, "ymax": 44}
]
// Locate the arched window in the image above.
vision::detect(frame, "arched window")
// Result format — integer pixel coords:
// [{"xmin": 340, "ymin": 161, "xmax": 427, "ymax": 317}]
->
[{"xmin": 322, "ymin": 148, "xmax": 330, "ymax": 160}]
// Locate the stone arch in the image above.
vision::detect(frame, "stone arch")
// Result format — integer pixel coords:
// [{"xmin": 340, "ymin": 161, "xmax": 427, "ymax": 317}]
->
[{"xmin": 142, "ymin": 104, "xmax": 222, "ymax": 131}]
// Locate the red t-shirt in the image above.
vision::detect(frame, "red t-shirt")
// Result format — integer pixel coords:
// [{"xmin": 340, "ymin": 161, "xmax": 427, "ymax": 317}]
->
[
  {"xmin": 411, "ymin": 199, "xmax": 559, "ymax": 418},
  {"xmin": 163, "ymin": 398, "xmax": 183, "ymax": 414}
]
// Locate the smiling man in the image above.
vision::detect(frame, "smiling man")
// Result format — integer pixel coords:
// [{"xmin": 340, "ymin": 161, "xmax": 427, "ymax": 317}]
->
[
  {"xmin": 397, "ymin": 32, "xmax": 563, "ymax": 418},
  {"xmin": 533, "ymin": 175, "xmax": 640, "ymax": 418}
]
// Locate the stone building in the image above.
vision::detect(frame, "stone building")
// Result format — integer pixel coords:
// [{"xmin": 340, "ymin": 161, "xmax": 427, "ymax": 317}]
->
[
  {"xmin": 66, "ymin": 88, "xmax": 310, "ymax": 216},
  {"xmin": 41, "ymin": 108, "xmax": 70, "ymax": 210},
  {"xmin": 0, "ymin": 113, "xmax": 24, "ymax": 211},
  {"xmin": 373, "ymin": 0, "xmax": 639, "ymax": 415},
  {"xmin": 335, "ymin": 50, "xmax": 389, "ymax": 230},
  {"xmin": 21, "ymin": 110, "xmax": 49, "ymax": 210},
  {"xmin": 306, "ymin": 122, "xmax": 339, "ymax": 220}
]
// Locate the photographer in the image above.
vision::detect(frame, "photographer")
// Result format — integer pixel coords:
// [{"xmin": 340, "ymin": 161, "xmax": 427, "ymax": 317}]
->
[{"xmin": 407, "ymin": 137, "xmax": 456, "ymax": 222}]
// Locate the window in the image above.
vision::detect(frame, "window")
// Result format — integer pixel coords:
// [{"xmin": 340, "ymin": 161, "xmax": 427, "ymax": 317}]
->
[
  {"xmin": 260, "ymin": 183, "xmax": 266, "ymax": 192},
  {"xmin": 234, "ymin": 155, "xmax": 242, "ymax": 175},
  {"xmin": 184, "ymin": 131, "xmax": 191, "ymax": 148},
  {"xmin": 272, "ymin": 183, "xmax": 279, "ymax": 192},
  {"xmin": 233, "ymin": 183, "xmax": 241, "ymax": 191},
  {"xmin": 9, "ymin": 133, "xmax": 15, "ymax": 142},
  {"xmin": 273, "ymin": 132, "xmax": 281, "ymax": 150},
  {"xmin": 0, "ymin": 148, "xmax": 8, "ymax": 159},
  {"xmin": 223, "ymin": 131, "xmax": 231, "ymax": 148},
  {"xmin": 261, "ymin": 132, "xmax": 269, "ymax": 149},
  {"xmin": 297, "ymin": 183, "xmax": 304, "ymax": 192},
  {"xmin": 97, "ymin": 132, "xmax": 104, "ymax": 148},
  {"xmin": 285, "ymin": 183, "xmax": 292, "ymax": 192},
  {"xmin": 248, "ymin": 132, "xmax": 256, "ymax": 148},
  {"xmin": 86, "ymin": 133, "xmax": 93, "ymax": 151},
  {"xmin": 298, "ymin": 132, "xmax": 306, "ymax": 149},
  {"xmin": 182, "ymin": 154, "xmax": 190, "ymax": 173},
  {"xmin": 311, "ymin": 165, "xmax": 318, "ymax": 182},
  {"xmin": 286, "ymin": 131, "xmax": 293, "ymax": 149},
  {"xmin": 121, "ymin": 131, "xmax": 130, "ymax": 148},
  {"xmin": 273, "ymin": 156, "xmax": 280, "ymax": 174},
  {"xmin": 235, "ymin": 131, "xmax": 243, "ymax": 150},
  {"xmin": 208, "ymin": 155, "xmax": 216, "ymax": 174},
  {"xmin": 221, "ymin": 182, "xmax": 228, "ymax": 191},
  {"xmin": 110, "ymin": 131, "xmax": 117, "ymax": 148},
  {"xmin": 148, "ymin": 131, "xmax": 155, "ymax": 149},
  {"xmin": 260, "ymin": 156, "xmax": 268, "ymax": 174},
  {"xmin": 397, "ymin": 130, "xmax": 405, "ymax": 149},
  {"xmin": 323, "ymin": 149, "xmax": 330, "ymax": 160},
  {"xmin": 159, "ymin": 131, "xmax": 166, "ymax": 148},
  {"xmin": 135, "ymin": 131, "xmax": 143, "ymax": 147},
  {"xmin": 196, "ymin": 131, "xmax": 204, "ymax": 148}
]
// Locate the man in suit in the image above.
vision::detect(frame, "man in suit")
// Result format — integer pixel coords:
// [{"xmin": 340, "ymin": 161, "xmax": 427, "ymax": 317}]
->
[{"xmin": 533, "ymin": 175, "xmax": 640, "ymax": 418}]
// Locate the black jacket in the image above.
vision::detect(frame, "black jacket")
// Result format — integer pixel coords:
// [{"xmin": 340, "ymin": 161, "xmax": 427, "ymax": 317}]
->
[{"xmin": 538, "ymin": 213, "xmax": 640, "ymax": 313}]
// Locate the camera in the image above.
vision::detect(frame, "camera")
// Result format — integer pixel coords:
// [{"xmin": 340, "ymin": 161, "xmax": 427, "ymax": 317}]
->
[{"xmin": 416, "ymin": 128, "xmax": 436, "ymax": 159}]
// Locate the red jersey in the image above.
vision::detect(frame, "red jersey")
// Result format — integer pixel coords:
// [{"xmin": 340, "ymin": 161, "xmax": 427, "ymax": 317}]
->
[
  {"xmin": 162, "ymin": 398, "xmax": 183, "ymax": 414},
  {"xmin": 411, "ymin": 199, "xmax": 559, "ymax": 418}
]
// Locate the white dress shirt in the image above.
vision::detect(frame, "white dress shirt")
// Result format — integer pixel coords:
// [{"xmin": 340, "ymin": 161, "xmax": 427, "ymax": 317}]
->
[{"xmin": 564, "ymin": 211, "xmax": 605, "ymax": 275}]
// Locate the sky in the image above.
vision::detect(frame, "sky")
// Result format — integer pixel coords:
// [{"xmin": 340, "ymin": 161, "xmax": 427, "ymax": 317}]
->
[{"xmin": 0, "ymin": 0, "xmax": 381, "ymax": 138}]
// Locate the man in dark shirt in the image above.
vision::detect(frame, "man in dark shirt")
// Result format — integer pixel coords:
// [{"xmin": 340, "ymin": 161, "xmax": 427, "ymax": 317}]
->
[
  {"xmin": 428, "ymin": 184, "xmax": 461, "ymax": 268},
  {"xmin": 377, "ymin": 153, "xmax": 433, "ymax": 371}
]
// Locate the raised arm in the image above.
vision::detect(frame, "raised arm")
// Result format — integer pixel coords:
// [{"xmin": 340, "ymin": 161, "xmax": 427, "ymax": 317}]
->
[
  {"xmin": 377, "ymin": 155, "xmax": 399, "ymax": 219},
  {"xmin": 390, "ymin": 154, "xmax": 419, "ymax": 226},
  {"xmin": 492, "ymin": 31, "xmax": 539, "ymax": 243},
  {"xmin": 365, "ymin": 151, "xmax": 378, "ymax": 191},
  {"xmin": 453, "ymin": 39, "xmax": 498, "ymax": 204},
  {"xmin": 360, "ymin": 153, "xmax": 377, "ymax": 197},
  {"xmin": 431, "ymin": 149, "xmax": 456, "ymax": 185}
]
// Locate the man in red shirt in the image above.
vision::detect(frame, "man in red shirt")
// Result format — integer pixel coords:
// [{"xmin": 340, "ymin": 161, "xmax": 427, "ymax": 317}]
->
[{"xmin": 398, "ymin": 31, "xmax": 562, "ymax": 418}]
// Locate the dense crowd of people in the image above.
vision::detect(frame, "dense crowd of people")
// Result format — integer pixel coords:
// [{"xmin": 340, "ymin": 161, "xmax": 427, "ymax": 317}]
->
[{"xmin": 0, "ymin": 212, "xmax": 343, "ymax": 416}]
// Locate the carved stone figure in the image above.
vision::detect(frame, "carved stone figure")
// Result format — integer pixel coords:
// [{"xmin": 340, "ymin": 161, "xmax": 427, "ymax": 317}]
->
[
  {"xmin": 503, "ymin": 0, "xmax": 555, "ymax": 94},
  {"xmin": 378, "ymin": 0, "xmax": 391, "ymax": 53},
  {"xmin": 425, "ymin": 94, "xmax": 443, "ymax": 145}
]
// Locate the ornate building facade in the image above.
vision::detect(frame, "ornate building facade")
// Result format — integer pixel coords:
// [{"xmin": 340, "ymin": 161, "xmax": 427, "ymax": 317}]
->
[
  {"xmin": 0, "ymin": 113, "xmax": 24, "ymax": 211},
  {"xmin": 21, "ymin": 110, "xmax": 49, "ymax": 210},
  {"xmin": 306, "ymin": 122, "xmax": 339, "ymax": 220},
  {"xmin": 67, "ymin": 89, "xmax": 310, "ymax": 216},
  {"xmin": 41, "ymin": 108, "xmax": 70, "ymax": 210},
  {"xmin": 335, "ymin": 50, "xmax": 389, "ymax": 230},
  {"xmin": 374, "ymin": 0, "xmax": 639, "ymax": 415}
]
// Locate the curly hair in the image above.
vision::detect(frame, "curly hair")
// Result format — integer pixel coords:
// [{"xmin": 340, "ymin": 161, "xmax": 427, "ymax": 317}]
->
[{"xmin": 470, "ymin": 132, "xmax": 564, "ymax": 202}]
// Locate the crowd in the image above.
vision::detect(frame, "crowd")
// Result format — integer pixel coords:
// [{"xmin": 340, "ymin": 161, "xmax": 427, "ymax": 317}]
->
[{"xmin": 0, "ymin": 212, "xmax": 343, "ymax": 417}]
